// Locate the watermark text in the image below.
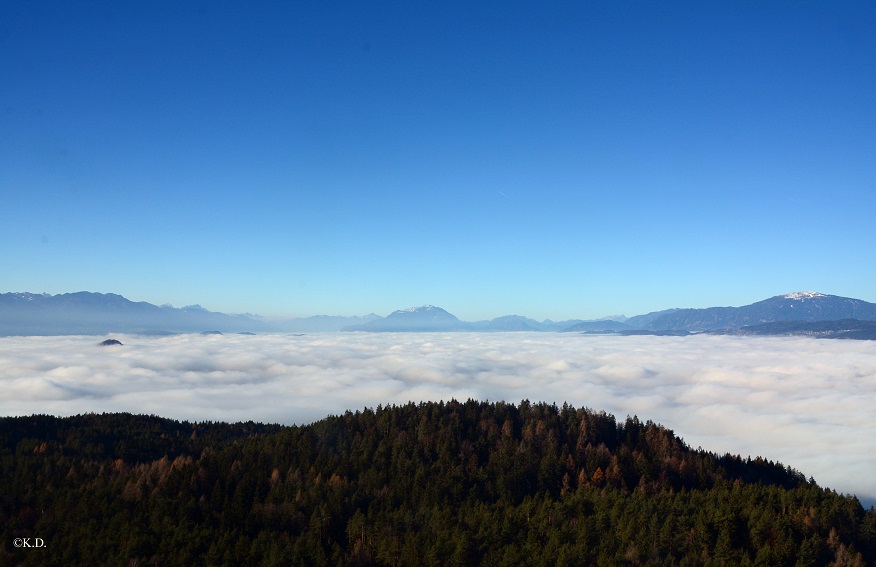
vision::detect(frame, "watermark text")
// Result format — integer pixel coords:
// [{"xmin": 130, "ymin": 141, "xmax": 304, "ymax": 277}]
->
[{"xmin": 14, "ymin": 538, "xmax": 46, "ymax": 548}]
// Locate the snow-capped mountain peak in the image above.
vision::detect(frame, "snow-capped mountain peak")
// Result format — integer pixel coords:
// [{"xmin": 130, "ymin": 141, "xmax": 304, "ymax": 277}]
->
[
  {"xmin": 344, "ymin": 304, "xmax": 464, "ymax": 331},
  {"xmin": 398, "ymin": 305, "xmax": 437, "ymax": 313},
  {"xmin": 783, "ymin": 291, "xmax": 826, "ymax": 300}
]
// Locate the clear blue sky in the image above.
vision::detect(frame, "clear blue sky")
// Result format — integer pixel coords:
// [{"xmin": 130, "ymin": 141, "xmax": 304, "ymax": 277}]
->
[{"xmin": 2, "ymin": 1, "xmax": 875, "ymax": 320}]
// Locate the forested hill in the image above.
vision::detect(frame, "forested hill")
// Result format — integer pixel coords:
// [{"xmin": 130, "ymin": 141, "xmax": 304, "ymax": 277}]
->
[{"xmin": 2, "ymin": 401, "xmax": 874, "ymax": 565}]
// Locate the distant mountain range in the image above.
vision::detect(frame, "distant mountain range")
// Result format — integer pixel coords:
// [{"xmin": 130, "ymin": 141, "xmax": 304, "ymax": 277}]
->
[
  {"xmin": 0, "ymin": 292, "xmax": 378, "ymax": 336},
  {"xmin": 342, "ymin": 308, "xmax": 587, "ymax": 333},
  {"xmin": 631, "ymin": 291, "xmax": 876, "ymax": 332},
  {"xmin": 342, "ymin": 305, "xmax": 467, "ymax": 332},
  {"xmin": 2, "ymin": 290, "xmax": 875, "ymax": 339}
]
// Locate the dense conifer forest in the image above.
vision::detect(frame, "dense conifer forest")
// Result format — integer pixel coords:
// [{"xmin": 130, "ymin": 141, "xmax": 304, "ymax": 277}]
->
[{"xmin": 2, "ymin": 400, "xmax": 874, "ymax": 566}]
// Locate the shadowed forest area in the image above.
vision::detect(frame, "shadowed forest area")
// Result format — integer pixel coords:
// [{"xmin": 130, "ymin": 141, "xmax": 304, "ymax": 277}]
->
[{"xmin": 2, "ymin": 400, "xmax": 874, "ymax": 566}]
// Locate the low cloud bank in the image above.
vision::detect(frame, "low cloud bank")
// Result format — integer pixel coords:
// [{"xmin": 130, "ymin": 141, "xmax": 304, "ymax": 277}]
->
[{"xmin": 2, "ymin": 332, "xmax": 874, "ymax": 504}]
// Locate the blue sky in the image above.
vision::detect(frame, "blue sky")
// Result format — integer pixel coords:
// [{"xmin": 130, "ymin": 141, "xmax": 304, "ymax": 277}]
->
[{"xmin": 2, "ymin": 1, "xmax": 875, "ymax": 320}]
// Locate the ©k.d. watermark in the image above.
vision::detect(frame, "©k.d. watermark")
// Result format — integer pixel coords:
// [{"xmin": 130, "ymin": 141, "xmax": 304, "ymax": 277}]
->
[{"xmin": 13, "ymin": 537, "xmax": 46, "ymax": 548}]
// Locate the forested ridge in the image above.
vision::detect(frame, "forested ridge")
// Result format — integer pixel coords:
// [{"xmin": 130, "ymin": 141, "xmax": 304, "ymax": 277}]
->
[{"xmin": 2, "ymin": 400, "xmax": 874, "ymax": 566}]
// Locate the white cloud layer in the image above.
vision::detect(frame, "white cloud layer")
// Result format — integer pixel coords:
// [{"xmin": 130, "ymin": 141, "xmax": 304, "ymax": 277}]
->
[{"xmin": 2, "ymin": 332, "xmax": 874, "ymax": 505}]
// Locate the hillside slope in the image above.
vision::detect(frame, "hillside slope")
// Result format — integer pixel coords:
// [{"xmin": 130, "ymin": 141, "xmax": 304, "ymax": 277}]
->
[{"xmin": 2, "ymin": 401, "xmax": 873, "ymax": 565}]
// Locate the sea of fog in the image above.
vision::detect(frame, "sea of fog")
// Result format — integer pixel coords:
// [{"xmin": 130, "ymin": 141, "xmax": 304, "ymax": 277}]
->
[{"xmin": 1, "ymin": 332, "xmax": 874, "ymax": 506}]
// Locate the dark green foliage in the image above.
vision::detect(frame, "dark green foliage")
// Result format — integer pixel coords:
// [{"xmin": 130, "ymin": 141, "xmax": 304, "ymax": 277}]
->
[{"xmin": 1, "ymin": 401, "xmax": 873, "ymax": 565}]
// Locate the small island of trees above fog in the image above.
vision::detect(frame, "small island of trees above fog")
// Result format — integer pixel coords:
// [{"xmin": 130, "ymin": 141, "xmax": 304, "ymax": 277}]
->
[{"xmin": 2, "ymin": 400, "xmax": 874, "ymax": 565}]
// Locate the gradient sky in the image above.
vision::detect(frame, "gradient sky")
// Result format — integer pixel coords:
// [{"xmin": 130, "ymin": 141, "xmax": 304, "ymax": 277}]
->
[{"xmin": 2, "ymin": 1, "xmax": 875, "ymax": 320}]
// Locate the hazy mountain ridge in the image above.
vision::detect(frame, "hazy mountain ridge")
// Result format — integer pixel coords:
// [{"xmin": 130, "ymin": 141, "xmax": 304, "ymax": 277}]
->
[
  {"xmin": 0, "ymin": 292, "xmax": 263, "ymax": 336},
  {"xmin": 4, "ymin": 290, "xmax": 876, "ymax": 337},
  {"xmin": 643, "ymin": 292, "xmax": 876, "ymax": 332},
  {"xmin": 342, "ymin": 305, "xmax": 466, "ymax": 332},
  {"xmin": 0, "ymin": 292, "xmax": 379, "ymax": 336},
  {"xmin": 469, "ymin": 316, "xmax": 589, "ymax": 332},
  {"xmin": 269, "ymin": 313, "xmax": 382, "ymax": 332},
  {"xmin": 624, "ymin": 308, "xmax": 682, "ymax": 329},
  {"xmin": 470, "ymin": 314, "xmax": 544, "ymax": 331},
  {"xmin": 560, "ymin": 319, "xmax": 635, "ymax": 333}
]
